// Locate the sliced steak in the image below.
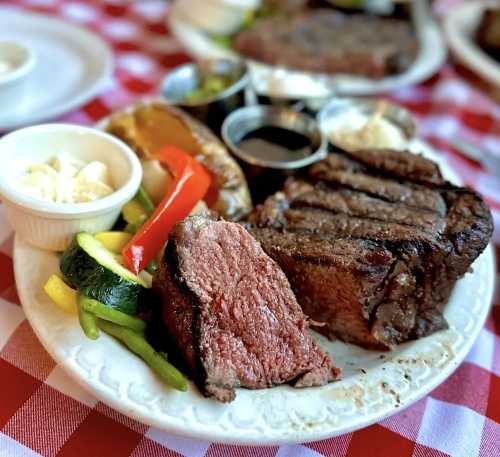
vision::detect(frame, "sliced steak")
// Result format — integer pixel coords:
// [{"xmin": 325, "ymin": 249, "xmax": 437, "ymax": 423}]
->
[
  {"xmin": 249, "ymin": 148, "xmax": 493, "ymax": 349},
  {"xmin": 153, "ymin": 214, "xmax": 340, "ymax": 402}
]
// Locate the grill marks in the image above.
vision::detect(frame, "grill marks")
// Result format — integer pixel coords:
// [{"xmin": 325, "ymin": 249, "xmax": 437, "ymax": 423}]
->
[
  {"xmin": 291, "ymin": 187, "xmax": 447, "ymax": 235},
  {"xmin": 250, "ymin": 149, "xmax": 493, "ymax": 349}
]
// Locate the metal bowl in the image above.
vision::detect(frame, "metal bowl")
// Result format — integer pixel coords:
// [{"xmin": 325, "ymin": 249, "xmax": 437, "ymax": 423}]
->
[
  {"xmin": 317, "ymin": 97, "xmax": 417, "ymax": 150},
  {"xmin": 221, "ymin": 105, "xmax": 327, "ymax": 170},
  {"xmin": 161, "ymin": 59, "xmax": 249, "ymax": 132}
]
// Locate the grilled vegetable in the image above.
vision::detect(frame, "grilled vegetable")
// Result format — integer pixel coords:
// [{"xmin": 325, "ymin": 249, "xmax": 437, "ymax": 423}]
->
[
  {"xmin": 80, "ymin": 296, "xmax": 146, "ymax": 333},
  {"xmin": 122, "ymin": 145, "xmax": 211, "ymax": 273},
  {"xmin": 77, "ymin": 294, "xmax": 99, "ymax": 340},
  {"xmin": 60, "ymin": 233, "xmax": 147, "ymax": 315},
  {"xmin": 122, "ymin": 199, "xmax": 148, "ymax": 225},
  {"xmin": 43, "ymin": 274, "xmax": 77, "ymax": 314},
  {"xmin": 98, "ymin": 320, "xmax": 188, "ymax": 392},
  {"xmin": 94, "ymin": 232, "xmax": 132, "ymax": 254}
]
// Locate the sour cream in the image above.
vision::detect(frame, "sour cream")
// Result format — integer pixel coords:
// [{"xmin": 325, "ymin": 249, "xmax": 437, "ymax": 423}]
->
[
  {"xmin": 19, "ymin": 155, "xmax": 115, "ymax": 204},
  {"xmin": 328, "ymin": 110, "xmax": 407, "ymax": 152}
]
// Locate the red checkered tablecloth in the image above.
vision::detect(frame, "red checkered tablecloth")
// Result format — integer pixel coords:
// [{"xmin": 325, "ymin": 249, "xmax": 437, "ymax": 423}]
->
[{"xmin": 0, "ymin": 1, "xmax": 499, "ymax": 456}]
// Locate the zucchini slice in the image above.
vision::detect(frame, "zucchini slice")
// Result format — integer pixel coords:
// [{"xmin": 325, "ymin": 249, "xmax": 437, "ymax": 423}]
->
[{"xmin": 60, "ymin": 233, "xmax": 147, "ymax": 315}]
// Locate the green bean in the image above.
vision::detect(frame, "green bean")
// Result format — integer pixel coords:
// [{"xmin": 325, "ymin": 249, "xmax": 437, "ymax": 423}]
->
[
  {"xmin": 77, "ymin": 294, "xmax": 99, "ymax": 340},
  {"xmin": 136, "ymin": 185, "xmax": 155, "ymax": 215},
  {"xmin": 80, "ymin": 296, "xmax": 146, "ymax": 333},
  {"xmin": 97, "ymin": 320, "xmax": 188, "ymax": 392}
]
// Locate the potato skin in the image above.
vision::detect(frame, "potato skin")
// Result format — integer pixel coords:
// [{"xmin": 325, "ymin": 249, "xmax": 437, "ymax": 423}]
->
[{"xmin": 105, "ymin": 100, "xmax": 252, "ymax": 220}]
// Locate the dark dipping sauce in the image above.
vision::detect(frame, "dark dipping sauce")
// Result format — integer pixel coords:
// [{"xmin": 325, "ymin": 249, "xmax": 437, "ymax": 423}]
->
[{"xmin": 237, "ymin": 126, "xmax": 313, "ymax": 162}]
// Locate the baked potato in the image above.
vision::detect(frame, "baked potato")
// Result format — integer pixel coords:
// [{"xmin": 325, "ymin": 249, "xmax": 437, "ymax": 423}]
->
[{"xmin": 103, "ymin": 100, "xmax": 252, "ymax": 220}]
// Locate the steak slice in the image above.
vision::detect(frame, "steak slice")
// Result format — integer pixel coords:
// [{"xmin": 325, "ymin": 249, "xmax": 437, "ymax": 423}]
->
[
  {"xmin": 153, "ymin": 214, "xmax": 340, "ymax": 402},
  {"xmin": 249, "ymin": 149, "xmax": 493, "ymax": 349}
]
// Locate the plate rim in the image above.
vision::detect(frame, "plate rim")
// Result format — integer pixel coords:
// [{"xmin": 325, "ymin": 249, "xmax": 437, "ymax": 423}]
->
[
  {"xmin": 444, "ymin": 1, "xmax": 500, "ymax": 88},
  {"xmin": 0, "ymin": 8, "xmax": 114, "ymax": 131}
]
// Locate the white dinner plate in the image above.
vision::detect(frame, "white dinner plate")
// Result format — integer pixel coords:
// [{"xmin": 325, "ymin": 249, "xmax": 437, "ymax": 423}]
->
[
  {"xmin": 13, "ymin": 140, "xmax": 495, "ymax": 445},
  {"xmin": 444, "ymin": 1, "xmax": 500, "ymax": 88},
  {"xmin": 167, "ymin": 2, "xmax": 447, "ymax": 99},
  {"xmin": 0, "ymin": 8, "xmax": 113, "ymax": 131}
]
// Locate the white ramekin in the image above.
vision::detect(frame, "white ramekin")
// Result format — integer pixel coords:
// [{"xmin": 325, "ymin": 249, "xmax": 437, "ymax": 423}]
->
[
  {"xmin": 0, "ymin": 41, "xmax": 36, "ymax": 108},
  {"xmin": 0, "ymin": 124, "xmax": 142, "ymax": 251},
  {"xmin": 176, "ymin": 0, "xmax": 262, "ymax": 35}
]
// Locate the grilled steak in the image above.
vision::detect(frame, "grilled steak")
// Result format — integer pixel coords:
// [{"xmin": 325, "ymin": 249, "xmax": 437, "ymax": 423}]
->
[
  {"xmin": 153, "ymin": 214, "xmax": 340, "ymax": 402},
  {"xmin": 233, "ymin": 9, "xmax": 417, "ymax": 79},
  {"xmin": 249, "ymin": 149, "xmax": 493, "ymax": 349}
]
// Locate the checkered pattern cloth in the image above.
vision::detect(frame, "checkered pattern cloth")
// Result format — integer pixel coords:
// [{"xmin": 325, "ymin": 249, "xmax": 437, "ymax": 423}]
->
[{"xmin": 0, "ymin": 0, "xmax": 498, "ymax": 456}]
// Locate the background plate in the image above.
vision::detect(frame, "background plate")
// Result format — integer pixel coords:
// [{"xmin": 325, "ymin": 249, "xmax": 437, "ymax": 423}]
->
[
  {"xmin": 168, "ymin": 2, "xmax": 447, "ymax": 99},
  {"xmin": 13, "ymin": 141, "xmax": 495, "ymax": 445},
  {"xmin": 444, "ymin": 1, "xmax": 500, "ymax": 88},
  {"xmin": 0, "ymin": 8, "xmax": 113, "ymax": 131}
]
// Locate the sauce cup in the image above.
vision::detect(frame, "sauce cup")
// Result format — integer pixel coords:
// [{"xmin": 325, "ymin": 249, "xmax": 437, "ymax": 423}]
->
[
  {"xmin": 0, "ymin": 124, "xmax": 142, "ymax": 251},
  {"xmin": 221, "ymin": 105, "xmax": 327, "ymax": 202},
  {"xmin": 161, "ymin": 59, "xmax": 249, "ymax": 133}
]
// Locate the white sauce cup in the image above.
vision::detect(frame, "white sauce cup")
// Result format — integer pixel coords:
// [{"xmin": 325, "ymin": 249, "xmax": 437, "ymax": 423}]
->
[{"xmin": 0, "ymin": 124, "xmax": 142, "ymax": 251}]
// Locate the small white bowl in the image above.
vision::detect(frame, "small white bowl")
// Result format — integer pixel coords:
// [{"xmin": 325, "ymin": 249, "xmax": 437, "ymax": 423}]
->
[
  {"xmin": 176, "ymin": 0, "xmax": 261, "ymax": 35},
  {"xmin": 0, "ymin": 41, "xmax": 36, "ymax": 107},
  {"xmin": 0, "ymin": 124, "xmax": 142, "ymax": 251}
]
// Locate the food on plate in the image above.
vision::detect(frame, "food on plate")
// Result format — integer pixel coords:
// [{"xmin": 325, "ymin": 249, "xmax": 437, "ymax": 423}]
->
[
  {"xmin": 249, "ymin": 148, "xmax": 493, "ymax": 349},
  {"xmin": 476, "ymin": 7, "xmax": 500, "ymax": 62},
  {"xmin": 183, "ymin": 74, "xmax": 237, "ymax": 103},
  {"xmin": 44, "ymin": 274, "xmax": 77, "ymax": 314},
  {"xmin": 60, "ymin": 233, "xmax": 148, "ymax": 315},
  {"xmin": 94, "ymin": 231, "xmax": 132, "ymax": 254},
  {"xmin": 122, "ymin": 145, "xmax": 211, "ymax": 274},
  {"xmin": 51, "ymin": 230, "xmax": 188, "ymax": 392},
  {"xmin": 105, "ymin": 101, "xmax": 252, "ymax": 220},
  {"xmin": 233, "ymin": 9, "xmax": 417, "ymax": 78},
  {"xmin": 19, "ymin": 155, "xmax": 114, "ymax": 203},
  {"xmin": 153, "ymin": 213, "xmax": 340, "ymax": 402},
  {"xmin": 97, "ymin": 320, "xmax": 188, "ymax": 391},
  {"xmin": 328, "ymin": 104, "xmax": 408, "ymax": 151}
]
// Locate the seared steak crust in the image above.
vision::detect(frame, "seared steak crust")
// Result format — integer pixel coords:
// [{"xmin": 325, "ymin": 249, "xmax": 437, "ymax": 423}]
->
[
  {"xmin": 154, "ymin": 214, "xmax": 340, "ymax": 402},
  {"xmin": 250, "ymin": 149, "xmax": 493, "ymax": 349}
]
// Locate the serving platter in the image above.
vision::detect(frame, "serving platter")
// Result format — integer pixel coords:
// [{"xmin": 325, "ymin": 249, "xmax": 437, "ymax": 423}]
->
[
  {"xmin": 13, "ymin": 139, "xmax": 495, "ymax": 445},
  {"xmin": 444, "ymin": 1, "xmax": 500, "ymax": 88},
  {"xmin": 167, "ymin": 1, "xmax": 447, "ymax": 99},
  {"xmin": 0, "ymin": 8, "xmax": 113, "ymax": 131}
]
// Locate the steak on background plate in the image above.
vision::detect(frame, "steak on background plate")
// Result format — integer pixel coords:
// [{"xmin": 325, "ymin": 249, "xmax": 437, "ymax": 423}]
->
[
  {"xmin": 233, "ymin": 9, "xmax": 417, "ymax": 79},
  {"xmin": 249, "ymin": 148, "xmax": 493, "ymax": 350},
  {"xmin": 153, "ymin": 214, "xmax": 340, "ymax": 402}
]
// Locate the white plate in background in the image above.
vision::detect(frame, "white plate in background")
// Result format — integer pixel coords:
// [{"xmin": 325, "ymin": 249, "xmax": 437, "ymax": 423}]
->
[
  {"xmin": 13, "ymin": 141, "xmax": 495, "ymax": 445},
  {"xmin": 444, "ymin": 1, "xmax": 500, "ymax": 88},
  {"xmin": 168, "ymin": 1, "xmax": 447, "ymax": 99},
  {"xmin": 0, "ymin": 8, "xmax": 113, "ymax": 131}
]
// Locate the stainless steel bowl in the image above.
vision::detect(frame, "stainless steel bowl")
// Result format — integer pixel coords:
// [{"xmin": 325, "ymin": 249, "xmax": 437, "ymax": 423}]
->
[
  {"xmin": 221, "ymin": 105, "xmax": 328, "ymax": 170},
  {"xmin": 317, "ymin": 97, "xmax": 417, "ymax": 149},
  {"xmin": 161, "ymin": 59, "xmax": 249, "ymax": 132}
]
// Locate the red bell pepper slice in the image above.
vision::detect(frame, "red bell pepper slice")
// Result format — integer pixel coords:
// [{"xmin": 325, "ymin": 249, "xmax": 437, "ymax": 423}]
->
[{"xmin": 122, "ymin": 145, "xmax": 211, "ymax": 274}]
